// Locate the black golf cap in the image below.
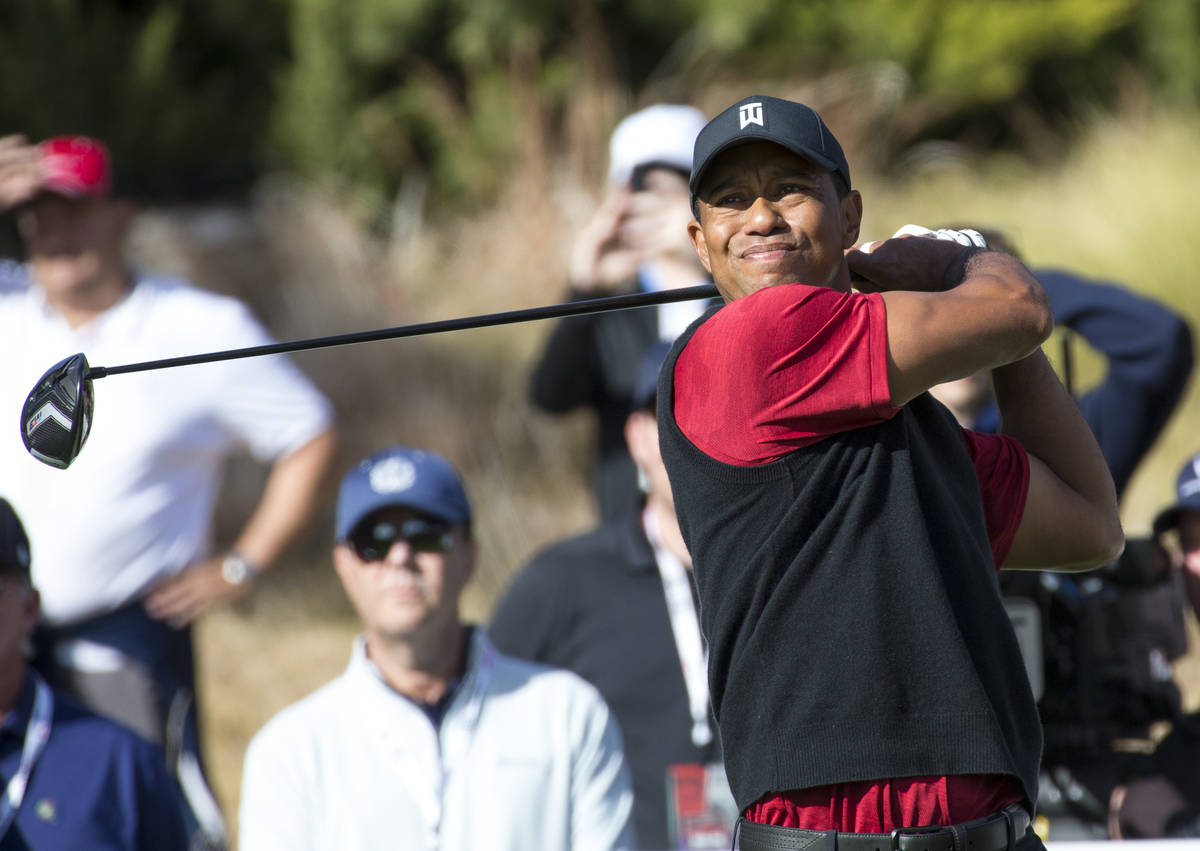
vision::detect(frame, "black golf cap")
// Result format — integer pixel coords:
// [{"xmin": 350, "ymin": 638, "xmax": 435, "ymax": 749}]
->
[{"xmin": 689, "ymin": 95, "xmax": 851, "ymax": 216}]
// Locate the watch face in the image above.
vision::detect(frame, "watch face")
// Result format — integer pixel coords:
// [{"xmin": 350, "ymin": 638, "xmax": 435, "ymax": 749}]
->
[{"xmin": 222, "ymin": 555, "xmax": 251, "ymax": 585}]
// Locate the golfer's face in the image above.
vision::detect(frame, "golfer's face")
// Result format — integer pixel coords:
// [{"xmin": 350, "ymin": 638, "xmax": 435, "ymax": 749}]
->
[
  {"xmin": 688, "ymin": 142, "xmax": 861, "ymax": 301},
  {"xmin": 334, "ymin": 508, "xmax": 474, "ymax": 640}
]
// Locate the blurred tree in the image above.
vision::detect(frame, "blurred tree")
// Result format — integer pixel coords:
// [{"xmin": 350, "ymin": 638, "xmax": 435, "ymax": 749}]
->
[
  {"xmin": 270, "ymin": 0, "xmax": 573, "ymax": 215},
  {"xmin": 1136, "ymin": 0, "xmax": 1200, "ymax": 106},
  {"xmin": 2, "ymin": 0, "xmax": 1198, "ymax": 207},
  {"xmin": 266, "ymin": 0, "xmax": 1164, "ymax": 212},
  {"xmin": 0, "ymin": 0, "xmax": 288, "ymax": 199}
]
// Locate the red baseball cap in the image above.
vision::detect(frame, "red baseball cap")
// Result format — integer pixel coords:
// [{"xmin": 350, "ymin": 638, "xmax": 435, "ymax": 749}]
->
[{"xmin": 36, "ymin": 135, "xmax": 113, "ymax": 198}]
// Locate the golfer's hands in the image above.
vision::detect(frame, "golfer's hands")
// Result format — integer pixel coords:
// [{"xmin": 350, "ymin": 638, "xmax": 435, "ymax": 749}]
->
[
  {"xmin": 847, "ymin": 225, "xmax": 987, "ymax": 294},
  {"xmin": 0, "ymin": 135, "xmax": 44, "ymax": 211},
  {"xmin": 144, "ymin": 556, "xmax": 251, "ymax": 628}
]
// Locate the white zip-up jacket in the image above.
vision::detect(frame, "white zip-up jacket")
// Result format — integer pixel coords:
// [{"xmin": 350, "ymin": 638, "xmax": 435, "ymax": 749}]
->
[{"xmin": 239, "ymin": 630, "xmax": 635, "ymax": 851}]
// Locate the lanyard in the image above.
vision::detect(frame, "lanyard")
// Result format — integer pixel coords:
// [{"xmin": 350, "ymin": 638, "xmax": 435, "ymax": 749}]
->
[
  {"xmin": 644, "ymin": 508, "xmax": 712, "ymax": 748},
  {"xmin": 0, "ymin": 673, "xmax": 53, "ymax": 839}
]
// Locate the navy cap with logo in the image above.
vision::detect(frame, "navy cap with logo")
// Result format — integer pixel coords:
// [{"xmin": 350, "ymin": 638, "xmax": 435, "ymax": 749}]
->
[
  {"xmin": 335, "ymin": 447, "xmax": 472, "ymax": 541},
  {"xmin": 0, "ymin": 498, "xmax": 32, "ymax": 579},
  {"xmin": 1153, "ymin": 451, "xmax": 1200, "ymax": 536},
  {"xmin": 689, "ymin": 94, "xmax": 851, "ymax": 217}
]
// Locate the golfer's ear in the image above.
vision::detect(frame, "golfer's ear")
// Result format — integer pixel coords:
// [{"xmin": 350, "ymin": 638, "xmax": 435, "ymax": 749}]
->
[
  {"xmin": 841, "ymin": 190, "xmax": 863, "ymax": 249},
  {"xmin": 687, "ymin": 218, "xmax": 712, "ymax": 274}
]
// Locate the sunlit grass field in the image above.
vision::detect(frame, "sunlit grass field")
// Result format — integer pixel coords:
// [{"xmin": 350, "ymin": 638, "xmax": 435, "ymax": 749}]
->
[{"xmin": 133, "ymin": 108, "xmax": 1200, "ymax": 842}]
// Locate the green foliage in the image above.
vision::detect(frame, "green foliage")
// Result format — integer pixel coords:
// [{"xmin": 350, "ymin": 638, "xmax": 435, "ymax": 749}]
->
[
  {"xmin": 3, "ymin": 0, "xmax": 1200, "ymax": 207},
  {"xmin": 0, "ymin": 0, "xmax": 288, "ymax": 198},
  {"xmin": 269, "ymin": 0, "xmax": 518, "ymax": 212},
  {"xmin": 679, "ymin": 0, "xmax": 1138, "ymax": 103},
  {"xmin": 1138, "ymin": 0, "xmax": 1200, "ymax": 105}
]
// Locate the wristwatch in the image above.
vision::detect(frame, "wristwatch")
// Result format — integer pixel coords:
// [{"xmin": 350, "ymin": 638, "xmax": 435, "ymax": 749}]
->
[{"xmin": 220, "ymin": 551, "xmax": 260, "ymax": 586}]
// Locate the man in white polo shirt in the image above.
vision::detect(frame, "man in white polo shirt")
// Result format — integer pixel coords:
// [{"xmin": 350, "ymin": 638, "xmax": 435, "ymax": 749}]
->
[
  {"xmin": 240, "ymin": 447, "xmax": 634, "ymax": 851},
  {"xmin": 0, "ymin": 133, "xmax": 337, "ymax": 847}
]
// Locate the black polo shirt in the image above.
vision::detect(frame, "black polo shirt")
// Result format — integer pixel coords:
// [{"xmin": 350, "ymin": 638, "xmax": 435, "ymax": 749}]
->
[{"xmin": 489, "ymin": 511, "xmax": 720, "ymax": 849}]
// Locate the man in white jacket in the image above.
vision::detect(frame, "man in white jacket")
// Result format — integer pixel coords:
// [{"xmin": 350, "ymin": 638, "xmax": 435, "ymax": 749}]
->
[{"xmin": 239, "ymin": 446, "xmax": 635, "ymax": 851}]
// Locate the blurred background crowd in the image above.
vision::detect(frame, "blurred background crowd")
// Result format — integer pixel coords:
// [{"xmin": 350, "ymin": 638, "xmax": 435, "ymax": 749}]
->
[{"xmin": 3, "ymin": 0, "xmax": 1200, "ymax": 848}]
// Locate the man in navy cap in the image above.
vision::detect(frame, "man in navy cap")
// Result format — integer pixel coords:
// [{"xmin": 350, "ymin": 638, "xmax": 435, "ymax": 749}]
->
[
  {"xmin": 0, "ymin": 497, "xmax": 189, "ymax": 849},
  {"xmin": 656, "ymin": 94, "xmax": 1124, "ymax": 850},
  {"xmin": 239, "ymin": 447, "xmax": 635, "ymax": 851}
]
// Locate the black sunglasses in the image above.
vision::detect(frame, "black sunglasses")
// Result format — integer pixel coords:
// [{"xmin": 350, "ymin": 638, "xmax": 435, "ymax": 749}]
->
[{"xmin": 348, "ymin": 517, "xmax": 454, "ymax": 561}]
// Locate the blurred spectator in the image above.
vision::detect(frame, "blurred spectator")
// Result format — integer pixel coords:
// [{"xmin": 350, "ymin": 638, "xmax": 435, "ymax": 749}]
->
[
  {"xmin": 930, "ymin": 227, "xmax": 1196, "ymax": 840},
  {"xmin": 1103, "ymin": 452, "xmax": 1200, "ymax": 839},
  {"xmin": 529, "ymin": 105, "xmax": 713, "ymax": 523},
  {"xmin": 1, "ymin": 497, "xmax": 190, "ymax": 850},
  {"xmin": 1154, "ymin": 451, "xmax": 1200, "ymax": 617},
  {"xmin": 929, "ymin": 227, "xmax": 1193, "ymax": 497},
  {"xmin": 239, "ymin": 446, "xmax": 635, "ymax": 851},
  {"xmin": 0, "ymin": 133, "xmax": 337, "ymax": 847},
  {"xmin": 493, "ymin": 343, "xmax": 734, "ymax": 850}
]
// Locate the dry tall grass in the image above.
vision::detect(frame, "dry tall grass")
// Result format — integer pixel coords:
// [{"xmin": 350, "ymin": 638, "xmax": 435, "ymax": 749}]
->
[{"xmin": 126, "ymin": 107, "xmax": 1200, "ymax": 843}]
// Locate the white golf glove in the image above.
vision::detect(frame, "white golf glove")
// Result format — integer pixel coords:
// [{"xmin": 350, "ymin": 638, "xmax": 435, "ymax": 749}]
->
[{"xmin": 891, "ymin": 223, "xmax": 988, "ymax": 248}]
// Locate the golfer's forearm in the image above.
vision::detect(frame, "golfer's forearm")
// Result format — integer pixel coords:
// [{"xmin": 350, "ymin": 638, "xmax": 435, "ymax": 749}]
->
[
  {"xmin": 993, "ymin": 351, "xmax": 1121, "ymax": 548},
  {"xmin": 882, "ymin": 255, "xmax": 1050, "ymax": 406},
  {"xmin": 231, "ymin": 427, "xmax": 338, "ymax": 571}
]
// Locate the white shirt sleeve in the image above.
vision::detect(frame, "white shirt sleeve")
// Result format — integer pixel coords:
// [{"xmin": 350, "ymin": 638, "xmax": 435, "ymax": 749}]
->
[
  {"xmin": 239, "ymin": 720, "xmax": 317, "ymax": 851},
  {"xmin": 206, "ymin": 299, "xmax": 334, "ymax": 461},
  {"xmin": 570, "ymin": 686, "xmax": 637, "ymax": 851}
]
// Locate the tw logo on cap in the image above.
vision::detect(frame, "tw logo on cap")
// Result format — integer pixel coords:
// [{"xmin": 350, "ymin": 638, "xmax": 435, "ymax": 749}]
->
[{"xmin": 738, "ymin": 102, "xmax": 764, "ymax": 129}]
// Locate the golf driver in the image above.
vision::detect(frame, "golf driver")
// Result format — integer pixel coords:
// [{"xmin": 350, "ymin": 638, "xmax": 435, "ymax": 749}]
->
[
  {"xmin": 22, "ymin": 352, "xmax": 94, "ymax": 469},
  {"xmin": 20, "ymin": 283, "xmax": 719, "ymax": 469}
]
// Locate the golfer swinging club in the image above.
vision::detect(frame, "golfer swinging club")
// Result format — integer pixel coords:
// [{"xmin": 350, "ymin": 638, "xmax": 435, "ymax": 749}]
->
[{"xmin": 657, "ymin": 95, "xmax": 1123, "ymax": 851}]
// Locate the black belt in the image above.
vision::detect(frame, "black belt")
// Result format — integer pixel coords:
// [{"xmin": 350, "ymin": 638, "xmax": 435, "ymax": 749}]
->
[{"xmin": 734, "ymin": 804, "xmax": 1032, "ymax": 851}]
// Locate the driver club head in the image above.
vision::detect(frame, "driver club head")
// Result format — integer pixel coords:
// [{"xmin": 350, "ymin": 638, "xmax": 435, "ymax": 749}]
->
[{"xmin": 21, "ymin": 353, "xmax": 95, "ymax": 469}]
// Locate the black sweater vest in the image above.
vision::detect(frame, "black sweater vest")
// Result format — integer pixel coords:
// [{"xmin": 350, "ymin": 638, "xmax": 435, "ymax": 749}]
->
[{"xmin": 657, "ymin": 311, "xmax": 1042, "ymax": 814}]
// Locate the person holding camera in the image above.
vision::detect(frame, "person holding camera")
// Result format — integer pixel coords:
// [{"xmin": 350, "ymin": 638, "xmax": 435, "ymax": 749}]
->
[
  {"xmin": 528, "ymin": 104, "xmax": 713, "ymax": 523},
  {"xmin": 928, "ymin": 229, "xmax": 1195, "ymax": 840}
]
